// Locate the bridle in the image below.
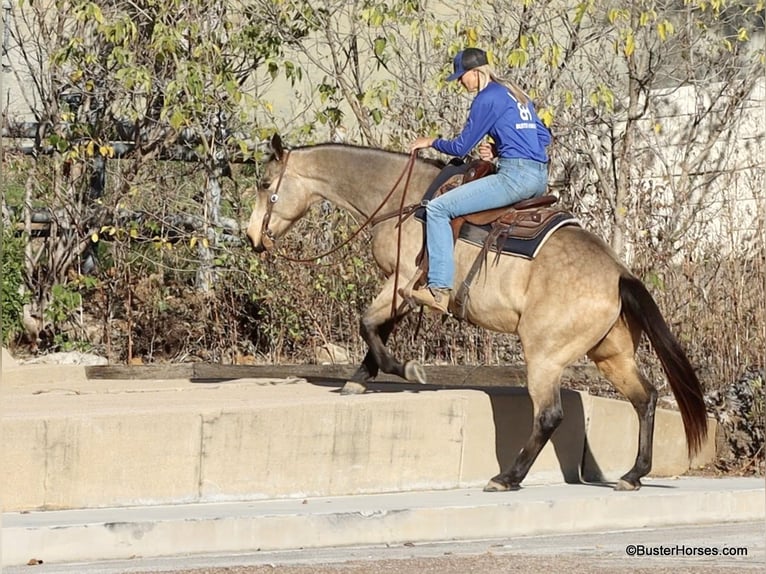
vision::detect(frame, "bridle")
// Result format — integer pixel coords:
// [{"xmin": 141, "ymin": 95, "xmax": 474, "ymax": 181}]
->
[
  {"xmin": 259, "ymin": 149, "xmax": 291, "ymax": 252},
  {"xmin": 258, "ymin": 149, "xmax": 419, "ymax": 265},
  {"xmin": 256, "ymin": 147, "xmax": 421, "ymax": 317}
]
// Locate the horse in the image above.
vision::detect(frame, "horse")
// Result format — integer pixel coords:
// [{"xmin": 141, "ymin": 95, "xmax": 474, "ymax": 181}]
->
[{"xmin": 246, "ymin": 134, "xmax": 708, "ymax": 492}]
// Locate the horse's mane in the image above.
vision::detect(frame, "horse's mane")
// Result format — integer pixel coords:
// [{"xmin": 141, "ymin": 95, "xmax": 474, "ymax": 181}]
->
[{"xmin": 290, "ymin": 142, "xmax": 447, "ymax": 169}]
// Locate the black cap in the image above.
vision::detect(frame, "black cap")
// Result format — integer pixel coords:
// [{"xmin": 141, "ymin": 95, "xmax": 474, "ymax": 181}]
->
[{"xmin": 447, "ymin": 48, "xmax": 488, "ymax": 81}]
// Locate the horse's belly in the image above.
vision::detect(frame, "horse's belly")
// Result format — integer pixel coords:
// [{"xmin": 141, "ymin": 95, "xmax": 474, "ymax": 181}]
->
[{"xmin": 453, "ymin": 245, "xmax": 528, "ymax": 333}]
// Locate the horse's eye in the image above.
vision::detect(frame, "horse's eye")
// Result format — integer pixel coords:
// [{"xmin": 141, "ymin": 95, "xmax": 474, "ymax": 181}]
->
[{"xmin": 259, "ymin": 180, "xmax": 272, "ymax": 190}]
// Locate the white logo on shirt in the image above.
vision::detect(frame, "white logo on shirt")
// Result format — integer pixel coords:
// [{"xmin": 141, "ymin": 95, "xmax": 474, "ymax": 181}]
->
[
  {"xmin": 517, "ymin": 102, "xmax": 532, "ymax": 121},
  {"xmin": 508, "ymin": 92, "xmax": 536, "ymax": 129}
]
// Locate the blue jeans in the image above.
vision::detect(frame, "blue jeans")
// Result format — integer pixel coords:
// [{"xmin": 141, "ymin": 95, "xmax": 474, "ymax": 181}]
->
[{"xmin": 424, "ymin": 157, "xmax": 548, "ymax": 289}]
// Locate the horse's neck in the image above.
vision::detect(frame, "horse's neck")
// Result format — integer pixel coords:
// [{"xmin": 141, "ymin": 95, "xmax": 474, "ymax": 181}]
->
[{"xmin": 296, "ymin": 146, "xmax": 436, "ymax": 218}]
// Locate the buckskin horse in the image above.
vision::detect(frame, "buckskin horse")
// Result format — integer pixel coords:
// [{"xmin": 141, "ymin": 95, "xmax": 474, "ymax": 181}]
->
[{"xmin": 246, "ymin": 134, "xmax": 708, "ymax": 492}]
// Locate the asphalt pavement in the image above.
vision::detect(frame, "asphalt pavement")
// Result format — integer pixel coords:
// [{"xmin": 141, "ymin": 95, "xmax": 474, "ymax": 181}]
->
[
  {"xmin": 4, "ymin": 520, "xmax": 763, "ymax": 573},
  {"xmin": 3, "ymin": 476, "xmax": 763, "ymax": 570}
]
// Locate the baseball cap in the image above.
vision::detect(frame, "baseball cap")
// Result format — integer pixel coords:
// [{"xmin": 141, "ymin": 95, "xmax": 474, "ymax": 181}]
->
[{"xmin": 447, "ymin": 48, "xmax": 488, "ymax": 81}]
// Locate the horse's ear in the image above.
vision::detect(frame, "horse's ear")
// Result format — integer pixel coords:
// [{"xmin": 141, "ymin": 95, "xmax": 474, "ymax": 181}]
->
[{"xmin": 270, "ymin": 133, "xmax": 285, "ymax": 161}]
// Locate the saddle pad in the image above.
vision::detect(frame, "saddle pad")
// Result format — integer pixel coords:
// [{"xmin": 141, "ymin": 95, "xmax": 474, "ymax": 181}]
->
[{"xmin": 459, "ymin": 210, "xmax": 580, "ymax": 259}]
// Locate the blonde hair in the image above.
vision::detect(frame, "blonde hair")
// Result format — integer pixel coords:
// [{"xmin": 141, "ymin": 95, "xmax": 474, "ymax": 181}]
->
[{"xmin": 473, "ymin": 64, "xmax": 530, "ymax": 105}]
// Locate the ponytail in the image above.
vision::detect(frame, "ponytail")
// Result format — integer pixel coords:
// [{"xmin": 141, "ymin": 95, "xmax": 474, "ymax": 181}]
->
[{"xmin": 473, "ymin": 64, "xmax": 532, "ymax": 105}]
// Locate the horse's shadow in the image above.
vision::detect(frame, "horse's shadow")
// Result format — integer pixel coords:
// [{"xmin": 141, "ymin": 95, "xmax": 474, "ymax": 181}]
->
[{"xmin": 304, "ymin": 375, "xmax": 615, "ymax": 488}]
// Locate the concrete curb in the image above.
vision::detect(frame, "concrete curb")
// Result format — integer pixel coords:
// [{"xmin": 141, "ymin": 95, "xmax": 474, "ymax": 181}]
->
[
  {"xmin": 2, "ymin": 378, "xmax": 718, "ymax": 511},
  {"xmin": 2, "ymin": 477, "xmax": 763, "ymax": 566}
]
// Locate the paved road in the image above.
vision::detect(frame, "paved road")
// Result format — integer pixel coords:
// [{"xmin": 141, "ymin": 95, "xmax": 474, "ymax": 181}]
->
[{"xmin": 9, "ymin": 521, "xmax": 763, "ymax": 574}]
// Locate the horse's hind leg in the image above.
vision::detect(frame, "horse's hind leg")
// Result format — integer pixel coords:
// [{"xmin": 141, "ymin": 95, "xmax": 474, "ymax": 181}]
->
[
  {"xmin": 588, "ymin": 318, "xmax": 658, "ymax": 491},
  {"xmin": 485, "ymin": 360, "xmax": 565, "ymax": 491}
]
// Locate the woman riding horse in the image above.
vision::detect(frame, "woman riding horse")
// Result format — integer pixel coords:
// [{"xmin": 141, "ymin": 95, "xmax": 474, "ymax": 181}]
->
[{"xmin": 404, "ymin": 48, "xmax": 551, "ymax": 314}]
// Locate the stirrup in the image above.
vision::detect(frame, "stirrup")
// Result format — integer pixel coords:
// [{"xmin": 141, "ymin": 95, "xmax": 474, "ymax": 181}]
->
[{"xmin": 399, "ymin": 269, "xmax": 424, "ymax": 298}]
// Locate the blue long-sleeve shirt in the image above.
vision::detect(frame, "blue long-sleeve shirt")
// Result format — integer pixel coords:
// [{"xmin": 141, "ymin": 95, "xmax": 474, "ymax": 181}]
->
[{"xmin": 432, "ymin": 81, "xmax": 550, "ymax": 163}]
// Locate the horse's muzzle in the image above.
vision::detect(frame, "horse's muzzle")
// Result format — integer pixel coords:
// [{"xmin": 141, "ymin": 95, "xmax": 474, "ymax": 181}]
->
[
  {"xmin": 247, "ymin": 230, "xmax": 274, "ymax": 254},
  {"xmin": 246, "ymin": 229, "xmax": 266, "ymax": 253}
]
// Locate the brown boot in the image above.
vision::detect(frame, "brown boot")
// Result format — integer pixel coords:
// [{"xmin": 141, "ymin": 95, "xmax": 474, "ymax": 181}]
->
[{"xmin": 407, "ymin": 286, "xmax": 451, "ymax": 314}]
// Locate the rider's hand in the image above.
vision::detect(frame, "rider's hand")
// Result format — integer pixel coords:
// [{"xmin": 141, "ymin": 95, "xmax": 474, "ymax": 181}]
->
[
  {"xmin": 478, "ymin": 142, "xmax": 496, "ymax": 161},
  {"xmin": 409, "ymin": 137, "xmax": 435, "ymax": 153}
]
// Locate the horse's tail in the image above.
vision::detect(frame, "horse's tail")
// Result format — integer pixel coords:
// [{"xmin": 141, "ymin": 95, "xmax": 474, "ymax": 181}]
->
[{"xmin": 619, "ymin": 274, "xmax": 708, "ymax": 456}]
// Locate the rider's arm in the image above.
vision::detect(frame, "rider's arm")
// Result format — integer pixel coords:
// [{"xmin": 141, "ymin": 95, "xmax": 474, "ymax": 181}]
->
[{"xmin": 432, "ymin": 95, "xmax": 498, "ymax": 158}]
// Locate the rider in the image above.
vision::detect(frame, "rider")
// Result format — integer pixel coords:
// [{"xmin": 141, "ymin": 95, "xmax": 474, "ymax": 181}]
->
[{"xmin": 402, "ymin": 47, "xmax": 551, "ymax": 314}]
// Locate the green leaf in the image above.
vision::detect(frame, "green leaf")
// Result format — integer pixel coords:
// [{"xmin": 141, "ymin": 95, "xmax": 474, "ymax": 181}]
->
[
  {"xmin": 169, "ymin": 108, "xmax": 185, "ymax": 130},
  {"xmin": 373, "ymin": 37, "xmax": 387, "ymax": 59}
]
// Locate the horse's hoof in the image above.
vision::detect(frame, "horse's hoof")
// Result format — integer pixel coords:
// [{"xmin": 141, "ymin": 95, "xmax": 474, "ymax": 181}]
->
[
  {"xmin": 404, "ymin": 360, "xmax": 427, "ymax": 384},
  {"xmin": 615, "ymin": 478, "xmax": 642, "ymax": 491},
  {"xmin": 483, "ymin": 479, "xmax": 519, "ymax": 492},
  {"xmin": 484, "ymin": 479, "xmax": 508, "ymax": 492},
  {"xmin": 340, "ymin": 381, "xmax": 367, "ymax": 395}
]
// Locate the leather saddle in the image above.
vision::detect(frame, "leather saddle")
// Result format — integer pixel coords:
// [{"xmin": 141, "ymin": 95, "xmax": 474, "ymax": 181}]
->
[
  {"xmin": 431, "ymin": 159, "xmax": 561, "ymax": 241},
  {"xmin": 407, "ymin": 160, "xmax": 579, "ymax": 319}
]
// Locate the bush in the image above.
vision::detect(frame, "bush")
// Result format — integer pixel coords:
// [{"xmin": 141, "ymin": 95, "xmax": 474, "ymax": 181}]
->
[{"xmin": 1, "ymin": 225, "xmax": 28, "ymax": 345}]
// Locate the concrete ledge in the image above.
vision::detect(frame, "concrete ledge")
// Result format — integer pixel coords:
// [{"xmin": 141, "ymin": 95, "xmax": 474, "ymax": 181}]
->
[
  {"xmin": 2, "ymin": 477, "xmax": 762, "ymax": 566},
  {"xmin": 2, "ymin": 363, "xmax": 89, "ymax": 386},
  {"xmin": 1, "ymin": 377, "xmax": 717, "ymax": 511},
  {"xmin": 582, "ymin": 395, "xmax": 718, "ymax": 480}
]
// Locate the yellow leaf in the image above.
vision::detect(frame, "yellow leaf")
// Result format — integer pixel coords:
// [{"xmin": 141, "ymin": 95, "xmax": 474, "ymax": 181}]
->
[
  {"xmin": 86, "ymin": 140, "xmax": 96, "ymax": 157},
  {"xmin": 99, "ymin": 145, "xmax": 110, "ymax": 156},
  {"xmin": 738, "ymin": 28, "xmax": 749, "ymax": 42},
  {"xmin": 539, "ymin": 108, "xmax": 554, "ymax": 127},
  {"xmin": 91, "ymin": 4, "xmax": 104, "ymax": 24},
  {"xmin": 91, "ymin": 232, "xmax": 99, "ymax": 243},
  {"xmin": 658, "ymin": 20, "xmax": 675, "ymax": 41},
  {"xmin": 624, "ymin": 33, "xmax": 635, "ymax": 57},
  {"xmin": 654, "ymin": 122, "xmax": 663, "ymax": 134},
  {"xmin": 129, "ymin": 228, "xmax": 138, "ymax": 238},
  {"xmin": 190, "ymin": 236, "xmax": 197, "ymax": 248},
  {"xmin": 202, "ymin": 237, "xmax": 209, "ymax": 248}
]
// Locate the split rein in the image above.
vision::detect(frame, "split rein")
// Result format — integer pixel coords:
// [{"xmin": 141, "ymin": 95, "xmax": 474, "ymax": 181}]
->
[{"xmin": 260, "ymin": 150, "xmax": 420, "ymax": 265}]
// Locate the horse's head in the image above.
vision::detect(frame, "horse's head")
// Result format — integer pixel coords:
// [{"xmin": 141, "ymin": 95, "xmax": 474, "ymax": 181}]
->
[{"xmin": 246, "ymin": 134, "xmax": 312, "ymax": 253}]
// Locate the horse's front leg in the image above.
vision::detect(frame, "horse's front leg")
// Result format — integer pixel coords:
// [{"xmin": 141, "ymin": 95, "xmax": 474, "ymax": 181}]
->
[
  {"xmin": 342, "ymin": 317, "xmax": 395, "ymax": 394},
  {"xmin": 342, "ymin": 278, "xmax": 426, "ymax": 395}
]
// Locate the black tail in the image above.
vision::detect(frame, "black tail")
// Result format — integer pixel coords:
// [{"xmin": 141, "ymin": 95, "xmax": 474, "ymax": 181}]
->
[{"xmin": 619, "ymin": 274, "xmax": 708, "ymax": 456}]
